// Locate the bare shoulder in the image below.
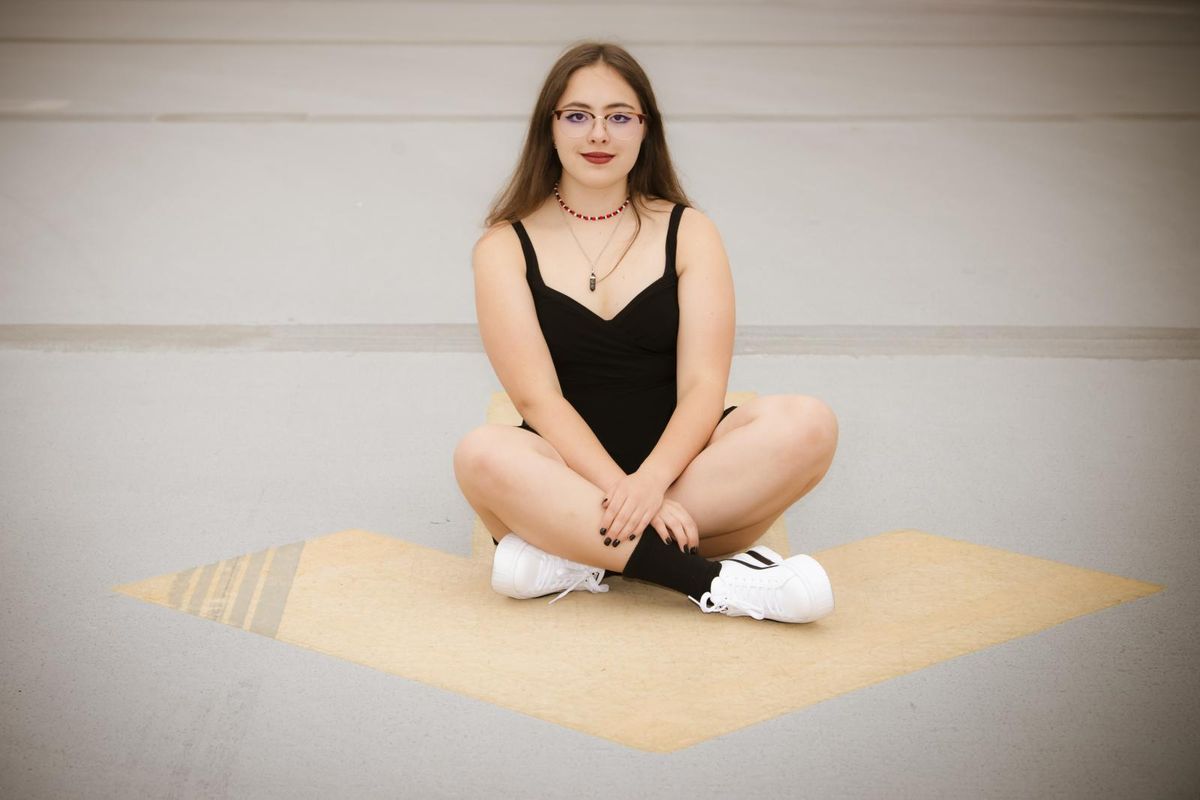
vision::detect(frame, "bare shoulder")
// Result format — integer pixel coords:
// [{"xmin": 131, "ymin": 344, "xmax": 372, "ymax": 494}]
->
[
  {"xmin": 472, "ymin": 221, "xmax": 521, "ymax": 273},
  {"xmin": 675, "ymin": 206, "xmax": 725, "ymax": 274},
  {"xmin": 677, "ymin": 204, "xmax": 718, "ymax": 237}
]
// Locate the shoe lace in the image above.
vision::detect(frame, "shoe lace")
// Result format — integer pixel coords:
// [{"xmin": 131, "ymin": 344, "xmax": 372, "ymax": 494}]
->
[
  {"xmin": 688, "ymin": 588, "xmax": 767, "ymax": 621},
  {"xmin": 547, "ymin": 566, "xmax": 610, "ymax": 605}
]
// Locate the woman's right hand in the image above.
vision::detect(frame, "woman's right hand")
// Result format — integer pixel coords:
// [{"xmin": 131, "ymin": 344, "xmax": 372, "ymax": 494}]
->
[{"xmin": 649, "ymin": 498, "xmax": 700, "ymax": 554}]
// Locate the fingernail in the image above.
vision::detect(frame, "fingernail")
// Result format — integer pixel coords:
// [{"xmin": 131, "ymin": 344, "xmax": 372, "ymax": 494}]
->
[
  {"xmin": 600, "ymin": 527, "xmax": 606, "ymax": 534},
  {"xmin": 603, "ymin": 537, "xmax": 612, "ymax": 545},
  {"xmin": 690, "ymin": 546, "xmax": 698, "ymax": 554},
  {"xmin": 628, "ymin": 533, "xmax": 636, "ymax": 541},
  {"xmin": 613, "ymin": 539, "xmax": 621, "ymax": 547}
]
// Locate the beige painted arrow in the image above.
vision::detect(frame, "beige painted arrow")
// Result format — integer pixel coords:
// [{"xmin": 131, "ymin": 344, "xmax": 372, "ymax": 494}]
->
[{"xmin": 114, "ymin": 391, "xmax": 1163, "ymax": 752}]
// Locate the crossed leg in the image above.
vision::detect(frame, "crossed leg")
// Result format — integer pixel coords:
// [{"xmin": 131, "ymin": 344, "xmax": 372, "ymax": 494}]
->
[
  {"xmin": 664, "ymin": 394, "xmax": 839, "ymax": 558},
  {"xmin": 455, "ymin": 394, "xmax": 838, "ymax": 564}
]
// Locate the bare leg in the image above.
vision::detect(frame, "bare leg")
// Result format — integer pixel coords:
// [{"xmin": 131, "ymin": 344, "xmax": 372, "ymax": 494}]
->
[
  {"xmin": 664, "ymin": 395, "xmax": 839, "ymax": 555},
  {"xmin": 458, "ymin": 486, "xmax": 512, "ymax": 543},
  {"xmin": 454, "ymin": 426, "xmax": 635, "ymax": 574}
]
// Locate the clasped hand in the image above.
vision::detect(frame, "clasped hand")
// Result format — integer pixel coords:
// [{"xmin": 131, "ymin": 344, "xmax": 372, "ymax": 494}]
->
[{"xmin": 599, "ymin": 470, "xmax": 699, "ymax": 554}]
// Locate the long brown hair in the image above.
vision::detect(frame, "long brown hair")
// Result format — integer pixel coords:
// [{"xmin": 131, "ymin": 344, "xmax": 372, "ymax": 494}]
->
[{"xmin": 482, "ymin": 41, "xmax": 695, "ymax": 265}]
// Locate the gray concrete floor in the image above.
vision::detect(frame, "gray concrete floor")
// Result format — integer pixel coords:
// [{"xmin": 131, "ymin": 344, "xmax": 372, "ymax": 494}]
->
[{"xmin": 2, "ymin": 2, "xmax": 1198, "ymax": 798}]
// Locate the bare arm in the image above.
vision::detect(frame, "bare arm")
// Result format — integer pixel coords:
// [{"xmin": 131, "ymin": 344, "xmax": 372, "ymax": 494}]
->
[
  {"xmin": 472, "ymin": 225, "xmax": 627, "ymax": 492},
  {"xmin": 638, "ymin": 208, "xmax": 735, "ymax": 487},
  {"xmin": 518, "ymin": 395, "xmax": 626, "ymax": 491}
]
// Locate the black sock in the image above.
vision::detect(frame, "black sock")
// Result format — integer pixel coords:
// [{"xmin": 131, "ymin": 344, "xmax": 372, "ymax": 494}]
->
[{"xmin": 619, "ymin": 525, "xmax": 721, "ymax": 601}]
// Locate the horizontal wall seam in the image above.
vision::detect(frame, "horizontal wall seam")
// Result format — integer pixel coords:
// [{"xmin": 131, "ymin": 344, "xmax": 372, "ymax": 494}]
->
[
  {"xmin": 3, "ymin": 111, "xmax": 1199, "ymax": 124},
  {"xmin": 2, "ymin": 324, "xmax": 1197, "ymax": 359},
  {"xmin": 2, "ymin": 38, "xmax": 1199, "ymax": 47}
]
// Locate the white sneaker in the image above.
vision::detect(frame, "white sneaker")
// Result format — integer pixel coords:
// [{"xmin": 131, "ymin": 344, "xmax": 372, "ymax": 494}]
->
[
  {"xmin": 737, "ymin": 545, "xmax": 786, "ymax": 568},
  {"xmin": 491, "ymin": 533, "xmax": 610, "ymax": 605},
  {"xmin": 689, "ymin": 547, "xmax": 834, "ymax": 623}
]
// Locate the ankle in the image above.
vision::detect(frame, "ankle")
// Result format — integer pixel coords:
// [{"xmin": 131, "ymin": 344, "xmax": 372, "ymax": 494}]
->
[{"xmin": 621, "ymin": 525, "xmax": 722, "ymax": 601}]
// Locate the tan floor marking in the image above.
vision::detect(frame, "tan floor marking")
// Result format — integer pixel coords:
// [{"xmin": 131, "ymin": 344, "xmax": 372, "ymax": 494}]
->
[{"xmin": 112, "ymin": 391, "xmax": 1163, "ymax": 752}]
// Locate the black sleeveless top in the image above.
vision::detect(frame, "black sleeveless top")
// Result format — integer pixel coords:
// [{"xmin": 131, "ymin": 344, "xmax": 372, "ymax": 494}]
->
[{"xmin": 512, "ymin": 202, "xmax": 686, "ymax": 474}]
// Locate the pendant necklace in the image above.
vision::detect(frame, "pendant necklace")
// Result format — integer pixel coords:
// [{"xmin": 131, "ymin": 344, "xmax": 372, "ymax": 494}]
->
[{"xmin": 554, "ymin": 182, "xmax": 631, "ymax": 292}]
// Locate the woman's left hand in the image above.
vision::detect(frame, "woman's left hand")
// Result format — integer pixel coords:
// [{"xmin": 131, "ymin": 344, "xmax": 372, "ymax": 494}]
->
[{"xmin": 599, "ymin": 470, "xmax": 668, "ymax": 546}]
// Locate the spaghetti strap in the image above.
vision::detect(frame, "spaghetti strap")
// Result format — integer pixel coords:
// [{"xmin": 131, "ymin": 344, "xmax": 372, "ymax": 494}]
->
[
  {"xmin": 664, "ymin": 202, "xmax": 684, "ymax": 280},
  {"xmin": 510, "ymin": 221, "xmax": 541, "ymax": 290}
]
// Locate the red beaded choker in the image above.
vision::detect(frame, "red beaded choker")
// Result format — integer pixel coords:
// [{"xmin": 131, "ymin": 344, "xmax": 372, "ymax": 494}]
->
[{"xmin": 553, "ymin": 182, "xmax": 631, "ymax": 221}]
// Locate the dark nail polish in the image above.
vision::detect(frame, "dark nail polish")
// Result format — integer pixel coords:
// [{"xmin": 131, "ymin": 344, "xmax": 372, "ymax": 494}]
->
[
  {"xmin": 613, "ymin": 539, "xmax": 621, "ymax": 547},
  {"xmin": 629, "ymin": 533, "xmax": 636, "ymax": 541},
  {"xmin": 603, "ymin": 537, "xmax": 612, "ymax": 545},
  {"xmin": 600, "ymin": 527, "xmax": 606, "ymax": 535},
  {"xmin": 690, "ymin": 546, "xmax": 698, "ymax": 554}
]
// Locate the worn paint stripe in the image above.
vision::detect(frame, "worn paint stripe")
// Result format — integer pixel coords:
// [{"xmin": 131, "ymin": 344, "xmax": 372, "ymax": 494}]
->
[
  {"xmin": 167, "ymin": 567, "xmax": 196, "ymax": 610},
  {"xmin": 227, "ymin": 548, "xmax": 268, "ymax": 630},
  {"xmin": 248, "ymin": 541, "xmax": 306, "ymax": 639},
  {"xmin": 186, "ymin": 560, "xmax": 220, "ymax": 616},
  {"xmin": 202, "ymin": 556, "xmax": 239, "ymax": 621}
]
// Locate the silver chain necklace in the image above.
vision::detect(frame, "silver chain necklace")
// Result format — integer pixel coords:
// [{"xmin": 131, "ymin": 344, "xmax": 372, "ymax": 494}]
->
[{"xmin": 557, "ymin": 196, "xmax": 629, "ymax": 292}]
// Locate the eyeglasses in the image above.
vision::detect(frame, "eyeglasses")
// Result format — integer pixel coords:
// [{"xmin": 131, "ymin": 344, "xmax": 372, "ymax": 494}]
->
[{"xmin": 552, "ymin": 108, "xmax": 647, "ymax": 140}]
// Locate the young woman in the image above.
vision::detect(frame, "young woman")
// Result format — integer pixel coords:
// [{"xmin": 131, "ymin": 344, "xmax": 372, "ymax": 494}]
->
[{"xmin": 454, "ymin": 42, "xmax": 839, "ymax": 623}]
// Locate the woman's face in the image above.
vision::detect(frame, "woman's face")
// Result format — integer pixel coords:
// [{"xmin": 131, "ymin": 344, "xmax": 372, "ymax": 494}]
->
[{"xmin": 552, "ymin": 64, "xmax": 647, "ymax": 187}]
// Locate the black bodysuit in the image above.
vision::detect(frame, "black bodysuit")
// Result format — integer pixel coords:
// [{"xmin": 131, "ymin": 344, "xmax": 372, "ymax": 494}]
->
[{"xmin": 510, "ymin": 202, "xmax": 736, "ymax": 474}]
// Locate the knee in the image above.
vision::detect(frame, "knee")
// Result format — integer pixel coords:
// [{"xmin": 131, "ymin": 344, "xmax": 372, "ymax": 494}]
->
[
  {"xmin": 452, "ymin": 425, "xmax": 504, "ymax": 483},
  {"xmin": 775, "ymin": 395, "xmax": 838, "ymax": 464}
]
